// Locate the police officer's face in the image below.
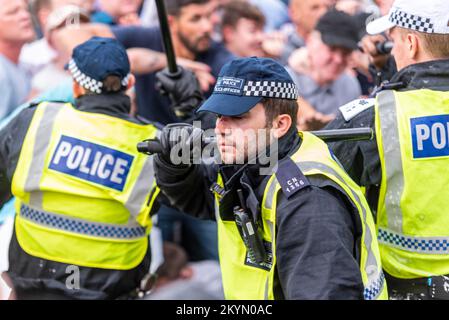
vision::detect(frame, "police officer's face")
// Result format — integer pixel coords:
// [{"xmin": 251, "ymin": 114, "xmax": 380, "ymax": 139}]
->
[
  {"xmin": 215, "ymin": 103, "xmax": 271, "ymax": 165},
  {"xmin": 388, "ymin": 27, "xmax": 414, "ymax": 71},
  {"xmin": 171, "ymin": 3, "xmax": 214, "ymax": 55},
  {"xmin": 0, "ymin": 0, "xmax": 35, "ymax": 44}
]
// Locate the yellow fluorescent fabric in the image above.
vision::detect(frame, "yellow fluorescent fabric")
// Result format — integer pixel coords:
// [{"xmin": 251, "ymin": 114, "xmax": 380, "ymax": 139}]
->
[
  {"xmin": 376, "ymin": 89, "xmax": 449, "ymax": 278},
  {"xmin": 216, "ymin": 132, "xmax": 387, "ymax": 300},
  {"xmin": 12, "ymin": 102, "xmax": 159, "ymax": 270}
]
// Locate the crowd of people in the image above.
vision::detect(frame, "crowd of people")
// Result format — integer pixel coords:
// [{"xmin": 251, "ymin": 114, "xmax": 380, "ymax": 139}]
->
[
  {"xmin": 0, "ymin": 0, "xmax": 390, "ymax": 125},
  {"xmin": 2, "ymin": 0, "xmax": 449, "ymax": 301}
]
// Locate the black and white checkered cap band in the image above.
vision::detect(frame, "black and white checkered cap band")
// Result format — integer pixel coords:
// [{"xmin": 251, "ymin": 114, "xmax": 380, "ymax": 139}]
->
[
  {"xmin": 243, "ymin": 81, "xmax": 298, "ymax": 100},
  {"xmin": 68, "ymin": 59, "xmax": 131, "ymax": 94},
  {"xmin": 389, "ymin": 9, "xmax": 434, "ymax": 33}
]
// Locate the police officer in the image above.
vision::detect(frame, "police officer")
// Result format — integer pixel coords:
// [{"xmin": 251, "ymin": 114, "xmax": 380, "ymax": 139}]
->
[
  {"xmin": 325, "ymin": 0, "xmax": 449, "ymax": 299},
  {"xmin": 152, "ymin": 57, "xmax": 387, "ymax": 299},
  {"xmin": 0, "ymin": 37, "xmax": 162, "ymax": 300}
]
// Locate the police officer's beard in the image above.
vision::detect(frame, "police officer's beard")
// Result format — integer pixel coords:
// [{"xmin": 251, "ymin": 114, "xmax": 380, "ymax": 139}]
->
[{"xmin": 177, "ymin": 31, "xmax": 210, "ymax": 56}]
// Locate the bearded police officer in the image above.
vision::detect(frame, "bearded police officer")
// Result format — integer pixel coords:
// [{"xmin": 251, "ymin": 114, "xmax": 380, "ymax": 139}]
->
[
  {"xmin": 325, "ymin": 0, "xmax": 449, "ymax": 299},
  {"xmin": 0, "ymin": 37, "xmax": 162, "ymax": 300},
  {"xmin": 152, "ymin": 57, "xmax": 387, "ymax": 300}
]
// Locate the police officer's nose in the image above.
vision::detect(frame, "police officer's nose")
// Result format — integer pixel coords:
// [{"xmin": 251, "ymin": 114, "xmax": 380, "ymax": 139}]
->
[
  {"xmin": 215, "ymin": 116, "xmax": 226, "ymax": 136},
  {"xmin": 215, "ymin": 115, "xmax": 236, "ymax": 139}
]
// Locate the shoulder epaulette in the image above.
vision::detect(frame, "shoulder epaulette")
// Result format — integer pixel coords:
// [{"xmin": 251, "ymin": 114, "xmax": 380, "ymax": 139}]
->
[
  {"xmin": 275, "ymin": 158, "xmax": 311, "ymax": 199},
  {"xmin": 339, "ymin": 98, "xmax": 375, "ymax": 122}
]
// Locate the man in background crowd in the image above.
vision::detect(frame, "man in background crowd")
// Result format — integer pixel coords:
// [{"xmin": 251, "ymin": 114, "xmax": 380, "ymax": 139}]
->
[
  {"xmin": 109, "ymin": 0, "xmax": 234, "ymax": 125},
  {"xmin": 220, "ymin": 1, "xmax": 266, "ymax": 58},
  {"xmin": 271, "ymin": 0, "xmax": 333, "ymax": 64},
  {"xmin": 29, "ymin": 5, "xmax": 90, "ymax": 94},
  {"xmin": 0, "ymin": 0, "xmax": 35, "ymax": 121},
  {"xmin": 91, "ymin": 0, "xmax": 143, "ymax": 26},
  {"xmin": 21, "ymin": 0, "xmax": 86, "ymax": 77},
  {"xmin": 288, "ymin": 10, "xmax": 362, "ymax": 116}
]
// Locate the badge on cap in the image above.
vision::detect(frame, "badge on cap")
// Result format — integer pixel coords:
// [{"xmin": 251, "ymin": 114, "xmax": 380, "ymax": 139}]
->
[{"xmin": 214, "ymin": 77, "xmax": 245, "ymax": 96}]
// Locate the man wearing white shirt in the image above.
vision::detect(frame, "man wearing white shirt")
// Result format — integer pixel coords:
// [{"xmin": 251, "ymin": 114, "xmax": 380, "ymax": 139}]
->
[{"xmin": 0, "ymin": 0, "xmax": 35, "ymax": 121}]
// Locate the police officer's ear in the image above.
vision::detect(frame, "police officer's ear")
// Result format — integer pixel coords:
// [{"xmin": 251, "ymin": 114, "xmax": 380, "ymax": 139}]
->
[
  {"xmin": 405, "ymin": 32, "xmax": 420, "ymax": 61},
  {"xmin": 73, "ymin": 81, "xmax": 85, "ymax": 99},
  {"xmin": 126, "ymin": 74, "xmax": 136, "ymax": 91},
  {"xmin": 271, "ymin": 114, "xmax": 292, "ymax": 139}
]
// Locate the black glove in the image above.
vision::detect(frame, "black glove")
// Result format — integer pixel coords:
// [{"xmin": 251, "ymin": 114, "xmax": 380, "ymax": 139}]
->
[
  {"xmin": 156, "ymin": 66, "xmax": 205, "ymax": 120},
  {"xmin": 157, "ymin": 123, "xmax": 203, "ymax": 167}
]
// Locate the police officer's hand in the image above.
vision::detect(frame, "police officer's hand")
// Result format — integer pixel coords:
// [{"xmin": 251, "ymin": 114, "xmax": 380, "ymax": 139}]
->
[
  {"xmin": 157, "ymin": 123, "xmax": 203, "ymax": 167},
  {"xmin": 156, "ymin": 67, "xmax": 205, "ymax": 121},
  {"xmin": 360, "ymin": 34, "xmax": 391, "ymax": 71},
  {"xmin": 297, "ymin": 97, "xmax": 334, "ymax": 131}
]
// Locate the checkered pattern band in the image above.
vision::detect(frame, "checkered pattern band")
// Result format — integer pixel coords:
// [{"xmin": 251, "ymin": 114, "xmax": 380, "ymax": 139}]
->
[
  {"xmin": 68, "ymin": 59, "xmax": 131, "ymax": 94},
  {"xmin": 21, "ymin": 204, "xmax": 146, "ymax": 240},
  {"xmin": 121, "ymin": 74, "xmax": 131, "ymax": 87},
  {"xmin": 364, "ymin": 272, "xmax": 385, "ymax": 300},
  {"xmin": 243, "ymin": 81, "xmax": 298, "ymax": 100},
  {"xmin": 389, "ymin": 9, "xmax": 434, "ymax": 33},
  {"xmin": 378, "ymin": 228, "xmax": 449, "ymax": 254}
]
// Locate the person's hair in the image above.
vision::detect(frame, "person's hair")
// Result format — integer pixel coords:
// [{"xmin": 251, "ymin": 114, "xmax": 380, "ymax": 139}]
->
[
  {"xmin": 397, "ymin": 27, "xmax": 449, "ymax": 59},
  {"xmin": 82, "ymin": 75, "xmax": 126, "ymax": 95},
  {"xmin": 165, "ymin": 0, "xmax": 209, "ymax": 17},
  {"xmin": 261, "ymin": 97, "xmax": 298, "ymax": 128},
  {"xmin": 417, "ymin": 32, "xmax": 449, "ymax": 59},
  {"xmin": 221, "ymin": 1, "xmax": 266, "ymax": 31}
]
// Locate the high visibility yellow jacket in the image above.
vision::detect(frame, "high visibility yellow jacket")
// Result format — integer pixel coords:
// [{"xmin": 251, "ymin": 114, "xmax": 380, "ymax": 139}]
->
[
  {"xmin": 375, "ymin": 89, "xmax": 449, "ymax": 278},
  {"xmin": 214, "ymin": 132, "xmax": 388, "ymax": 300},
  {"xmin": 12, "ymin": 102, "xmax": 160, "ymax": 270}
]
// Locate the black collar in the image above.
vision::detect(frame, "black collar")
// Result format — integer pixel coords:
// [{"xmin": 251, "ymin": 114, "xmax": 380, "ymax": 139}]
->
[
  {"xmin": 389, "ymin": 58, "xmax": 449, "ymax": 92},
  {"xmin": 75, "ymin": 93, "xmax": 132, "ymax": 117}
]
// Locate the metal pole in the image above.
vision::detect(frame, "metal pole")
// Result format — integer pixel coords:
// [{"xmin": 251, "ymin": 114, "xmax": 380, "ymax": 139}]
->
[
  {"xmin": 137, "ymin": 128, "xmax": 374, "ymax": 155},
  {"xmin": 310, "ymin": 128, "xmax": 374, "ymax": 142},
  {"xmin": 155, "ymin": 0, "xmax": 178, "ymax": 74}
]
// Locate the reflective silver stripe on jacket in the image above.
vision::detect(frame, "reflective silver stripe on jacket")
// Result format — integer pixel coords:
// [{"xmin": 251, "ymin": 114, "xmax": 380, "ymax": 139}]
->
[
  {"xmin": 214, "ymin": 177, "xmax": 275, "ymax": 300},
  {"xmin": 20, "ymin": 204, "xmax": 146, "ymax": 239},
  {"xmin": 263, "ymin": 161, "xmax": 385, "ymax": 300},
  {"xmin": 25, "ymin": 103, "xmax": 63, "ymax": 208},
  {"xmin": 125, "ymin": 129, "xmax": 160, "ymax": 219},
  {"xmin": 375, "ymin": 91, "xmax": 449, "ymax": 254},
  {"xmin": 377, "ymin": 90, "xmax": 404, "ymax": 234},
  {"xmin": 23, "ymin": 102, "xmax": 156, "ymax": 218},
  {"xmin": 263, "ymin": 220, "xmax": 275, "ymax": 300},
  {"xmin": 125, "ymin": 156, "xmax": 156, "ymax": 220},
  {"xmin": 263, "ymin": 176, "xmax": 278, "ymax": 211}
]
